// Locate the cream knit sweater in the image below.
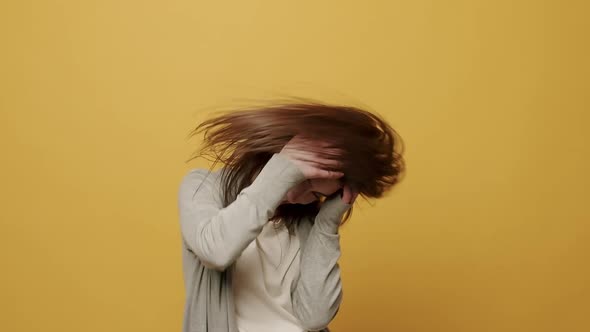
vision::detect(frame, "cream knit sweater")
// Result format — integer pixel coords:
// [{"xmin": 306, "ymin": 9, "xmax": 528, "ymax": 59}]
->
[
  {"xmin": 232, "ymin": 220, "xmax": 304, "ymax": 332},
  {"xmin": 178, "ymin": 153, "xmax": 351, "ymax": 332}
]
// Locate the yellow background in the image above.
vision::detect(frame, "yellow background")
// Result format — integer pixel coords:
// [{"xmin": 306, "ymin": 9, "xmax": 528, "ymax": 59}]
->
[{"xmin": 1, "ymin": 1, "xmax": 588, "ymax": 331}]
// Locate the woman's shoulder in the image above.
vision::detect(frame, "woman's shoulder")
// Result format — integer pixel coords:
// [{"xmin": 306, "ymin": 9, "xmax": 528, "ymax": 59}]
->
[
  {"xmin": 177, "ymin": 167, "xmax": 228, "ymax": 210},
  {"xmin": 181, "ymin": 166, "xmax": 223, "ymax": 181},
  {"xmin": 178, "ymin": 167, "xmax": 223, "ymax": 195}
]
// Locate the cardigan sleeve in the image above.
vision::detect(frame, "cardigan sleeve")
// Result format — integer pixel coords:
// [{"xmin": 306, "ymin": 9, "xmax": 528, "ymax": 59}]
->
[
  {"xmin": 291, "ymin": 195, "xmax": 351, "ymax": 331},
  {"xmin": 177, "ymin": 153, "xmax": 306, "ymax": 271}
]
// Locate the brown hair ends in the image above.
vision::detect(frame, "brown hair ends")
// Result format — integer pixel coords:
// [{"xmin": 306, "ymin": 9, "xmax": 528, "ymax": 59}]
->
[{"xmin": 185, "ymin": 97, "xmax": 406, "ymax": 234}]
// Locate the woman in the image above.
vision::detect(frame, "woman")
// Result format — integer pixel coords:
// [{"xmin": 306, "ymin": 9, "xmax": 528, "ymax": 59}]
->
[{"xmin": 178, "ymin": 99, "xmax": 405, "ymax": 332}]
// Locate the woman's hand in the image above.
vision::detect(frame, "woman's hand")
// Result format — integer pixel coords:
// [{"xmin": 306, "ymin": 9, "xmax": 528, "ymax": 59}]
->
[
  {"xmin": 279, "ymin": 135, "xmax": 345, "ymax": 180},
  {"xmin": 341, "ymin": 183, "xmax": 359, "ymax": 205},
  {"xmin": 313, "ymin": 182, "xmax": 359, "ymax": 234}
]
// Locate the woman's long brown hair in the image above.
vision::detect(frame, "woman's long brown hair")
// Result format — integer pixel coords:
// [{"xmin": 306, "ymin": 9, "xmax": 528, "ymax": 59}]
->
[{"xmin": 185, "ymin": 97, "xmax": 406, "ymax": 235}]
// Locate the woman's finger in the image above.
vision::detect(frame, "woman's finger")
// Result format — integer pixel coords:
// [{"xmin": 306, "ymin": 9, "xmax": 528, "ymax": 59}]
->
[
  {"xmin": 342, "ymin": 185, "xmax": 359, "ymax": 204},
  {"xmin": 341, "ymin": 183, "xmax": 352, "ymax": 204},
  {"xmin": 310, "ymin": 168, "xmax": 344, "ymax": 180}
]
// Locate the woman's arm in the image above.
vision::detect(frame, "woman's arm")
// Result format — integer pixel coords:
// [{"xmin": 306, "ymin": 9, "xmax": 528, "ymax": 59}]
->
[
  {"xmin": 291, "ymin": 194, "xmax": 351, "ymax": 331},
  {"xmin": 178, "ymin": 153, "xmax": 306, "ymax": 271}
]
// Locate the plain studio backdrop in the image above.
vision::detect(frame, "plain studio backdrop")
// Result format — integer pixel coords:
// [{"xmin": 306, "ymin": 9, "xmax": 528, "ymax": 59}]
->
[{"xmin": 1, "ymin": 1, "xmax": 588, "ymax": 331}]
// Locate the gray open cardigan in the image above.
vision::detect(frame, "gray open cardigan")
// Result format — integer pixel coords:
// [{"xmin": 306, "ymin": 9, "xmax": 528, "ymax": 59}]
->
[{"xmin": 178, "ymin": 153, "xmax": 351, "ymax": 332}]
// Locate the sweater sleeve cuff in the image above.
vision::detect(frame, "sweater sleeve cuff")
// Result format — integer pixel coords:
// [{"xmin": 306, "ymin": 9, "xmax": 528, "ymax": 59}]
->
[{"xmin": 315, "ymin": 197, "xmax": 351, "ymax": 234}]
